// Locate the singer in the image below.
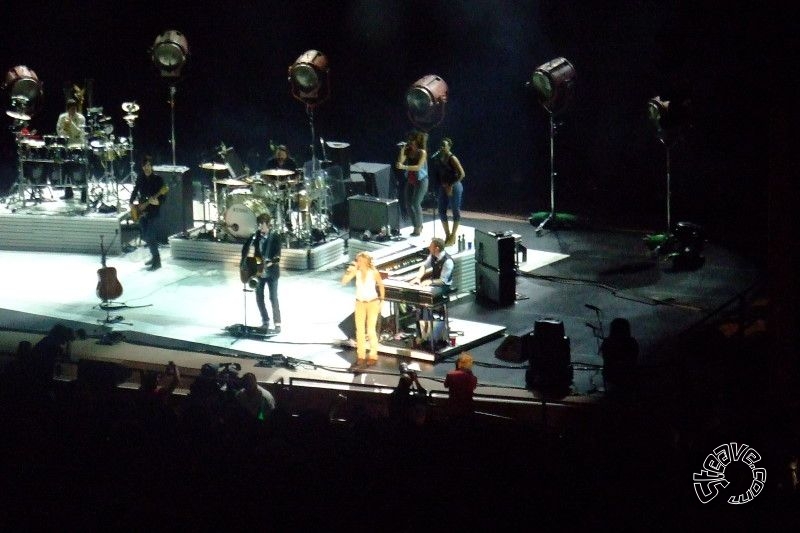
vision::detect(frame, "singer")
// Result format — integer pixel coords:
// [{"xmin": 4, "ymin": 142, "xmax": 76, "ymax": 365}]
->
[
  {"xmin": 396, "ymin": 130, "xmax": 429, "ymax": 236},
  {"xmin": 241, "ymin": 213, "xmax": 282, "ymax": 332},
  {"xmin": 341, "ymin": 251, "xmax": 385, "ymax": 367},
  {"xmin": 432, "ymin": 137, "xmax": 465, "ymax": 246}
]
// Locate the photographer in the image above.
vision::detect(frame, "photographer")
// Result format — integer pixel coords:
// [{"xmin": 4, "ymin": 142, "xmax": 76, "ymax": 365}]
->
[{"xmin": 388, "ymin": 362, "xmax": 428, "ymax": 428}]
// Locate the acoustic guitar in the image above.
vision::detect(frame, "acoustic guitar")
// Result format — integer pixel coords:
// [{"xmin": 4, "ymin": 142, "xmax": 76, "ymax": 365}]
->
[
  {"xmin": 96, "ymin": 234, "xmax": 123, "ymax": 302},
  {"xmin": 130, "ymin": 185, "xmax": 169, "ymax": 222}
]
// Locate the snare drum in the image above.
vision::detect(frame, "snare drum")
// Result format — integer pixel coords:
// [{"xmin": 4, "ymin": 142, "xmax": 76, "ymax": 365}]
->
[{"xmin": 224, "ymin": 194, "xmax": 271, "ymax": 239}]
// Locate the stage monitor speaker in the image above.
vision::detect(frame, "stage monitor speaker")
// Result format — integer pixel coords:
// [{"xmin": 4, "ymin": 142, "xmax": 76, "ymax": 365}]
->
[
  {"xmin": 152, "ymin": 165, "xmax": 192, "ymax": 244},
  {"xmin": 476, "ymin": 262, "xmax": 516, "ymax": 305},
  {"xmin": 495, "ymin": 327, "xmax": 536, "ymax": 362},
  {"xmin": 348, "ymin": 195, "xmax": 399, "ymax": 234},
  {"xmin": 474, "ymin": 228, "xmax": 516, "ymax": 271},
  {"xmin": 338, "ymin": 312, "xmax": 355, "ymax": 339},
  {"xmin": 526, "ymin": 319, "xmax": 573, "ymax": 390}
]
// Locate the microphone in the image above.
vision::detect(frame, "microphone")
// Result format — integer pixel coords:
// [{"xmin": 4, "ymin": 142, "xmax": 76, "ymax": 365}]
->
[
  {"xmin": 396, "ymin": 141, "xmax": 407, "ymax": 147},
  {"xmin": 430, "ymin": 149, "xmax": 441, "ymax": 158},
  {"xmin": 585, "ymin": 304, "xmax": 600, "ymax": 312}
]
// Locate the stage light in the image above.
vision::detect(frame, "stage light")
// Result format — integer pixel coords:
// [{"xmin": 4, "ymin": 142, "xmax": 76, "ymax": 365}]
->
[
  {"xmin": 288, "ymin": 50, "xmax": 330, "ymax": 107},
  {"xmin": 647, "ymin": 95, "xmax": 690, "ymax": 144},
  {"xmin": 405, "ymin": 74, "xmax": 448, "ymax": 131},
  {"xmin": 530, "ymin": 57, "xmax": 576, "ymax": 114},
  {"xmin": 151, "ymin": 30, "xmax": 189, "ymax": 78},
  {"xmin": 3, "ymin": 65, "xmax": 43, "ymax": 120}
]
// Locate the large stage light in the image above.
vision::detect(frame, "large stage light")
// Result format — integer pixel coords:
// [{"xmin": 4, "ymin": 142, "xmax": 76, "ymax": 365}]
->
[
  {"xmin": 151, "ymin": 30, "xmax": 189, "ymax": 78},
  {"xmin": 530, "ymin": 57, "xmax": 576, "ymax": 115},
  {"xmin": 288, "ymin": 50, "xmax": 330, "ymax": 107},
  {"xmin": 647, "ymin": 95, "xmax": 690, "ymax": 144},
  {"xmin": 3, "ymin": 65, "xmax": 43, "ymax": 120},
  {"xmin": 405, "ymin": 74, "xmax": 448, "ymax": 131}
]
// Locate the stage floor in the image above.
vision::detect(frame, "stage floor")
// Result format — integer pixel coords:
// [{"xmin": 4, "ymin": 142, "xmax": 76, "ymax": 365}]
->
[{"xmin": 0, "ymin": 212, "xmax": 761, "ymax": 401}]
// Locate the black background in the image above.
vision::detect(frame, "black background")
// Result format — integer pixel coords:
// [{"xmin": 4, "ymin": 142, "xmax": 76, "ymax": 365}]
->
[{"xmin": 0, "ymin": 1, "xmax": 783, "ymax": 258}]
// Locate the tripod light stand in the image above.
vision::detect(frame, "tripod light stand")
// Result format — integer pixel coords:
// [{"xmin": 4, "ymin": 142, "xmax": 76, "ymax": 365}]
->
[
  {"xmin": 3, "ymin": 65, "xmax": 43, "ymax": 207},
  {"xmin": 528, "ymin": 57, "xmax": 576, "ymax": 236}
]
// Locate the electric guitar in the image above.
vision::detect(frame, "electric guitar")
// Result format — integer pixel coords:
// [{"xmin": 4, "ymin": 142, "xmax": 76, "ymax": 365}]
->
[{"xmin": 130, "ymin": 185, "xmax": 168, "ymax": 222}]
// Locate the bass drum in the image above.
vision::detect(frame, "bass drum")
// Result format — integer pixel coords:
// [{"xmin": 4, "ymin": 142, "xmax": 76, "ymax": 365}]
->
[{"xmin": 224, "ymin": 195, "xmax": 271, "ymax": 239}]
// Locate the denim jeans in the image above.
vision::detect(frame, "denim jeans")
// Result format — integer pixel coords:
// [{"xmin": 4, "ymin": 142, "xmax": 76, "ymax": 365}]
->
[
  {"xmin": 405, "ymin": 178, "xmax": 428, "ymax": 230},
  {"xmin": 256, "ymin": 276, "xmax": 281, "ymax": 325},
  {"xmin": 438, "ymin": 181, "xmax": 463, "ymax": 223}
]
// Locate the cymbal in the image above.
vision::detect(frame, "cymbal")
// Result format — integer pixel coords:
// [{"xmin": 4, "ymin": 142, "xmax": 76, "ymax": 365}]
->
[
  {"xmin": 200, "ymin": 162, "xmax": 227, "ymax": 171},
  {"xmin": 214, "ymin": 178, "xmax": 247, "ymax": 187},
  {"xmin": 121, "ymin": 102, "xmax": 140, "ymax": 113},
  {"xmin": 260, "ymin": 168, "xmax": 295, "ymax": 177},
  {"xmin": 6, "ymin": 110, "xmax": 31, "ymax": 121},
  {"xmin": 123, "ymin": 114, "xmax": 138, "ymax": 122},
  {"xmin": 326, "ymin": 141, "xmax": 350, "ymax": 149}
]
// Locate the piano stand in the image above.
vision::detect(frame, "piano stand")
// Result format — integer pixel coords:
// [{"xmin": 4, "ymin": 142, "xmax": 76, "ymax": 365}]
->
[{"xmin": 388, "ymin": 297, "xmax": 450, "ymax": 353}]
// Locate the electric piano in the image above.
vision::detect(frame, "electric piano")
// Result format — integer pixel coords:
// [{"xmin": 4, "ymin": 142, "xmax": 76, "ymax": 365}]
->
[
  {"xmin": 383, "ymin": 278, "xmax": 448, "ymax": 307},
  {"xmin": 375, "ymin": 247, "xmax": 429, "ymax": 281}
]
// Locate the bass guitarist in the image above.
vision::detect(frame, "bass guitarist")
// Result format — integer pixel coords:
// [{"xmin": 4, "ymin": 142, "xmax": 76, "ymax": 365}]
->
[{"xmin": 129, "ymin": 155, "xmax": 168, "ymax": 271}]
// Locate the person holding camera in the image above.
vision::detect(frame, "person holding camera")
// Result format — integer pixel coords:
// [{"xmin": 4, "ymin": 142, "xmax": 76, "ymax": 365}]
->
[
  {"xmin": 388, "ymin": 362, "xmax": 428, "ymax": 428},
  {"xmin": 341, "ymin": 251, "xmax": 385, "ymax": 367}
]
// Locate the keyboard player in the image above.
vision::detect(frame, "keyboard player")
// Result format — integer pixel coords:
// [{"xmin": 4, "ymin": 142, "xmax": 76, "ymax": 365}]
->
[{"xmin": 411, "ymin": 237, "xmax": 454, "ymax": 289}]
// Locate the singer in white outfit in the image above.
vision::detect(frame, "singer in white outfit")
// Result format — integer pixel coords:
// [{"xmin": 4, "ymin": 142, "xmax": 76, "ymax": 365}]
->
[{"xmin": 341, "ymin": 251, "xmax": 385, "ymax": 367}]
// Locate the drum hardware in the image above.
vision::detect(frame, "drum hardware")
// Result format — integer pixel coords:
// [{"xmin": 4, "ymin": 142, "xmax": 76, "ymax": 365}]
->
[{"xmin": 120, "ymin": 101, "xmax": 139, "ymax": 187}]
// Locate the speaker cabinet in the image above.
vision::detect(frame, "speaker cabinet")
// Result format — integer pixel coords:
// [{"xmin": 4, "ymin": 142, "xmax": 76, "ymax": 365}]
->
[
  {"xmin": 348, "ymin": 195, "xmax": 399, "ymax": 234},
  {"xmin": 495, "ymin": 327, "xmax": 536, "ymax": 362},
  {"xmin": 153, "ymin": 165, "xmax": 193, "ymax": 244},
  {"xmin": 474, "ymin": 228, "xmax": 516, "ymax": 271},
  {"xmin": 476, "ymin": 262, "xmax": 516, "ymax": 305},
  {"xmin": 526, "ymin": 319, "xmax": 573, "ymax": 390},
  {"xmin": 326, "ymin": 142, "xmax": 351, "ymax": 181}
]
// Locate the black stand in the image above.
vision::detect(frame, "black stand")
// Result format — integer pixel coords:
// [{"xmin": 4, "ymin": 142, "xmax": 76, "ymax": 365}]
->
[
  {"xmin": 225, "ymin": 283, "xmax": 277, "ymax": 343},
  {"xmin": 536, "ymin": 113, "xmax": 558, "ymax": 236}
]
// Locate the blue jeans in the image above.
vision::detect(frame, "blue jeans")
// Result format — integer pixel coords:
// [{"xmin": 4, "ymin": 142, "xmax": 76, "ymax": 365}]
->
[
  {"xmin": 139, "ymin": 215, "xmax": 160, "ymax": 264},
  {"xmin": 438, "ymin": 181, "xmax": 463, "ymax": 223},
  {"xmin": 256, "ymin": 276, "xmax": 281, "ymax": 325},
  {"xmin": 405, "ymin": 178, "xmax": 428, "ymax": 230}
]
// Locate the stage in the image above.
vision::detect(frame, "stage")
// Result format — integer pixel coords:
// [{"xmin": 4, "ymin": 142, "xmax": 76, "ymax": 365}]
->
[{"xmin": 0, "ymin": 203, "xmax": 762, "ymax": 412}]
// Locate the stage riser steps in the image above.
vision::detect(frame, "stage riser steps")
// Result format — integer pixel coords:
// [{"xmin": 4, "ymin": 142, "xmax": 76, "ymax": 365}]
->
[{"xmin": 0, "ymin": 212, "xmax": 125, "ymax": 255}]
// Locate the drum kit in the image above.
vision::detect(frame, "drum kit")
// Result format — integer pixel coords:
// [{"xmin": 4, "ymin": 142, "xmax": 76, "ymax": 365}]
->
[
  {"xmin": 199, "ymin": 162, "xmax": 334, "ymax": 244},
  {"xmin": 10, "ymin": 98, "xmax": 140, "ymax": 208}
]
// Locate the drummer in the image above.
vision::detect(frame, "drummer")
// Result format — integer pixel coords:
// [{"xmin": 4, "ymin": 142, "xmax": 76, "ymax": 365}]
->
[
  {"xmin": 56, "ymin": 99, "xmax": 86, "ymax": 146},
  {"xmin": 265, "ymin": 144, "xmax": 297, "ymax": 171}
]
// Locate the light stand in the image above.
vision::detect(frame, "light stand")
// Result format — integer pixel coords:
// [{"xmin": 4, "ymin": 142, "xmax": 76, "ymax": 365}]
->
[
  {"xmin": 168, "ymin": 84, "xmax": 177, "ymax": 166},
  {"xmin": 527, "ymin": 57, "xmax": 576, "ymax": 237},
  {"xmin": 150, "ymin": 30, "xmax": 188, "ymax": 165},
  {"xmin": 120, "ymin": 102, "xmax": 140, "ymax": 187}
]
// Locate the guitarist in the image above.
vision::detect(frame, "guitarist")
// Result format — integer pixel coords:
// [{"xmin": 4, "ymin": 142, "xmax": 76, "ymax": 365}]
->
[
  {"xmin": 129, "ymin": 155, "xmax": 167, "ymax": 271},
  {"xmin": 240, "ymin": 212, "xmax": 282, "ymax": 332}
]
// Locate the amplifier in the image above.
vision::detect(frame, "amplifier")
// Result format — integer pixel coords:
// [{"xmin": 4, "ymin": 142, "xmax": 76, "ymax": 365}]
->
[
  {"xmin": 153, "ymin": 165, "xmax": 192, "ymax": 244},
  {"xmin": 474, "ymin": 228, "xmax": 516, "ymax": 271},
  {"xmin": 348, "ymin": 195, "xmax": 399, "ymax": 235}
]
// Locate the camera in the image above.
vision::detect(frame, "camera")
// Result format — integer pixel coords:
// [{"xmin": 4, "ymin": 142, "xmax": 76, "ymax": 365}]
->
[{"xmin": 399, "ymin": 361, "xmax": 421, "ymax": 376}]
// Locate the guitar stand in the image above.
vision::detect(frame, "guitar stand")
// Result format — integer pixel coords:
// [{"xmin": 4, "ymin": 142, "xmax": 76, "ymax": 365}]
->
[
  {"xmin": 98, "ymin": 300, "xmax": 126, "ymax": 324},
  {"xmin": 225, "ymin": 284, "xmax": 277, "ymax": 344}
]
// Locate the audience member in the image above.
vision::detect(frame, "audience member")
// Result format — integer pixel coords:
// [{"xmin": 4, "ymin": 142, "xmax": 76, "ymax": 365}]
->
[
  {"xmin": 235, "ymin": 372, "xmax": 276, "ymax": 421},
  {"xmin": 388, "ymin": 362, "xmax": 428, "ymax": 428},
  {"xmin": 444, "ymin": 352, "xmax": 478, "ymax": 421}
]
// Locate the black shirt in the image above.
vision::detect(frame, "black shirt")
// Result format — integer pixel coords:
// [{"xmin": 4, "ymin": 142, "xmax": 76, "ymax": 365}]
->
[{"xmin": 131, "ymin": 172, "xmax": 166, "ymax": 218}]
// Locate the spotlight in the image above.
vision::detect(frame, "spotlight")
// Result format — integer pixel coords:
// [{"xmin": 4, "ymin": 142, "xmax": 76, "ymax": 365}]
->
[
  {"xmin": 151, "ymin": 30, "xmax": 189, "ymax": 78},
  {"xmin": 530, "ymin": 57, "xmax": 576, "ymax": 114},
  {"xmin": 3, "ymin": 65, "xmax": 43, "ymax": 119},
  {"xmin": 647, "ymin": 95, "xmax": 690, "ymax": 144},
  {"xmin": 405, "ymin": 74, "xmax": 448, "ymax": 131},
  {"xmin": 288, "ymin": 50, "xmax": 330, "ymax": 107}
]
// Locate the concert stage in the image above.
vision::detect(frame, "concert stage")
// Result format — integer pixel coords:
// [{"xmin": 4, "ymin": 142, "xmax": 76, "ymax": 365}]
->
[{"xmin": 0, "ymin": 207, "xmax": 761, "ymax": 407}]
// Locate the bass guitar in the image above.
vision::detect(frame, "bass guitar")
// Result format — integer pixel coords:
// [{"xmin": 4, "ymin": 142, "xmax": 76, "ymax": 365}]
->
[
  {"xmin": 96, "ymin": 234, "xmax": 123, "ymax": 302},
  {"xmin": 130, "ymin": 184, "xmax": 169, "ymax": 222}
]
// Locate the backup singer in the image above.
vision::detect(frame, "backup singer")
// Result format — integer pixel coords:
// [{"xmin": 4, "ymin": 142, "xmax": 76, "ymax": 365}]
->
[
  {"xmin": 341, "ymin": 251, "xmax": 385, "ymax": 367},
  {"xmin": 433, "ymin": 137, "xmax": 466, "ymax": 246},
  {"xmin": 241, "ymin": 213, "xmax": 282, "ymax": 332},
  {"xmin": 129, "ymin": 155, "xmax": 167, "ymax": 271},
  {"xmin": 396, "ymin": 131, "xmax": 428, "ymax": 236}
]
